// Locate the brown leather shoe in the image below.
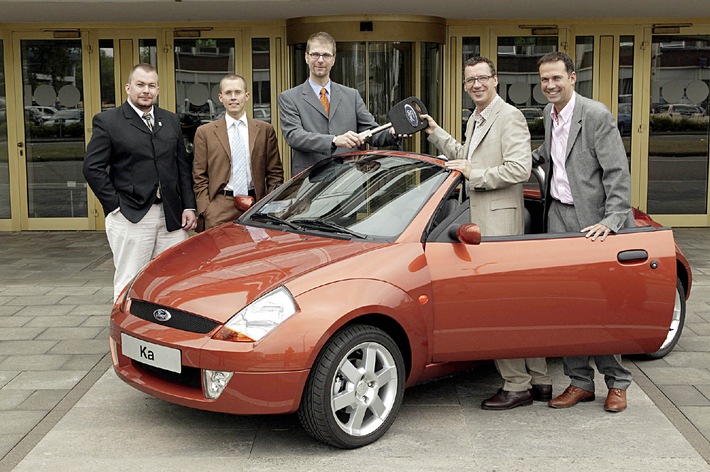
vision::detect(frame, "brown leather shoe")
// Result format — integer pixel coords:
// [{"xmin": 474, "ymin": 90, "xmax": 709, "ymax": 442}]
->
[
  {"xmin": 548, "ymin": 385, "xmax": 595, "ymax": 408},
  {"xmin": 530, "ymin": 384, "xmax": 553, "ymax": 402},
  {"xmin": 604, "ymin": 388, "xmax": 627, "ymax": 412},
  {"xmin": 481, "ymin": 388, "xmax": 533, "ymax": 410}
]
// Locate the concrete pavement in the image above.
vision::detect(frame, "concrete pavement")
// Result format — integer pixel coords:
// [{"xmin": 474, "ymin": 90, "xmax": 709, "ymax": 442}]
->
[{"xmin": 0, "ymin": 229, "xmax": 709, "ymax": 471}]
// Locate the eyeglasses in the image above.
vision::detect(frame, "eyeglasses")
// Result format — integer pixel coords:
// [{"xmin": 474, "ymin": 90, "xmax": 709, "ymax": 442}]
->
[
  {"xmin": 463, "ymin": 74, "xmax": 495, "ymax": 86},
  {"xmin": 308, "ymin": 52, "xmax": 334, "ymax": 60}
]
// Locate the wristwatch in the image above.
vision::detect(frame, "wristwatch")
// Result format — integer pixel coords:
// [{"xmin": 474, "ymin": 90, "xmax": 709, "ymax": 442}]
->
[{"xmin": 331, "ymin": 136, "xmax": 337, "ymax": 151}]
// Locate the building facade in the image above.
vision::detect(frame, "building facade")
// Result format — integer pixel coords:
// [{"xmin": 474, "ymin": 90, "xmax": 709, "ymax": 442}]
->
[{"xmin": 0, "ymin": 7, "xmax": 709, "ymax": 230}]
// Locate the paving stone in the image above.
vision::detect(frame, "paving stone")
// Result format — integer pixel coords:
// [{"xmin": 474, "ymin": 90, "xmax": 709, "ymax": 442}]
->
[
  {"xmin": 36, "ymin": 327, "xmax": 104, "ymax": 341},
  {"xmin": 0, "ymin": 306, "xmax": 22, "ymax": 316},
  {"xmin": 18, "ymin": 389, "xmax": 69, "ymax": 411},
  {"xmin": 5, "ymin": 296, "xmax": 65, "ymax": 306},
  {"xmin": 69, "ymin": 304, "xmax": 113, "ymax": 316},
  {"xmin": 0, "ymin": 341, "xmax": 58, "ymax": 356},
  {"xmin": 677, "ymin": 336, "xmax": 710, "ymax": 352},
  {"xmin": 660, "ymin": 385, "xmax": 710, "ymax": 406},
  {"xmin": 0, "ymin": 355, "xmax": 70, "ymax": 371},
  {"xmin": 0, "ymin": 434, "xmax": 24, "ymax": 462},
  {"xmin": 60, "ymin": 354, "xmax": 104, "ymax": 371},
  {"xmin": 80, "ymin": 315, "xmax": 109, "ymax": 328},
  {"xmin": 0, "ymin": 389, "xmax": 34, "ymax": 410},
  {"xmin": 47, "ymin": 339, "xmax": 109, "ymax": 355},
  {"xmin": 0, "ymin": 371, "xmax": 20, "ymax": 389},
  {"xmin": 13, "ymin": 305, "xmax": 75, "ymax": 317},
  {"xmin": 0, "ymin": 316, "xmax": 30, "ymax": 328},
  {"xmin": 5, "ymin": 371, "xmax": 86, "ymax": 390},
  {"xmin": 0, "ymin": 410, "xmax": 48, "ymax": 435},
  {"xmin": 25, "ymin": 315, "xmax": 89, "ymax": 328}
]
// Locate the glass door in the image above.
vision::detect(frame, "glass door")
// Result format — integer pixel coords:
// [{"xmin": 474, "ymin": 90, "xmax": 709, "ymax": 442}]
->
[
  {"xmin": 645, "ymin": 32, "xmax": 710, "ymax": 223},
  {"xmin": 12, "ymin": 32, "xmax": 89, "ymax": 230}
]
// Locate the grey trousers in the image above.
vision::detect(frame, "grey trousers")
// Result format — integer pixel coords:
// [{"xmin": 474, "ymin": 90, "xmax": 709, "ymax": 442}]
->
[{"xmin": 548, "ymin": 200, "xmax": 633, "ymax": 391}]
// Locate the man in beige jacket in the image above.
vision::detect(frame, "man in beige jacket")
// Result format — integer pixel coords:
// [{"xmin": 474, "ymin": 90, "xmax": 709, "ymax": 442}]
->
[{"xmin": 421, "ymin": 56, "xmax": 551, "ymax": 410}]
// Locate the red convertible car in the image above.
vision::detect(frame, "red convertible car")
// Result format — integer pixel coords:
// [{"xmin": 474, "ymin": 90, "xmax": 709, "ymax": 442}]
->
[{"xmin": 110, "ymin": 151, "xmax": 691, "ymax": 448}]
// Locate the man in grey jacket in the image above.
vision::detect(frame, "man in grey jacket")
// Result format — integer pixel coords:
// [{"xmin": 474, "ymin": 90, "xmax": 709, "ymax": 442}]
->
[
  {"xmin": 278, "ymin": 31, "xmax": 397, "ymax": 175},
  {"xmin": 533, "ymin": 51, "xmax": 634, "ymax": 413}
]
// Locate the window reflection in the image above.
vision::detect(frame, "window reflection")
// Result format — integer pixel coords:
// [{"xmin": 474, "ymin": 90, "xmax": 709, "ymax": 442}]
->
[
  {"xmin": 461, "ymin": 37, "xmax": 481, "ymax": 143},
  {"xmin": 99, "ymin": 39, "xmax": 116, "ymax": 111},
  {"xmin": 21, "ymin": 40, "xmax": 86, "ymax": 218},
  {"xmin": 497, "ymin": 36, "xmax": 557, "ymax": 148},
  {"xmin": 421, "ymin": 42, "xmax": 442, "ymax": 155},
  {"xmin": 0, "ymin": 40, "xmax": 9, "ymax": 219},
  {"xmin": 174, "ymin": 38, "xmax": 236, "ymax": 155},
  {"xmin": 619, "ymin": 36, "xmax": 635, "ymax": 169},
  {"xmin": 648, "ymin": 35, "xmax": 710, "ymax": 214},
  {"xmin": 252, "ymin": 38, "xmax": 272, "ymax": 123}
]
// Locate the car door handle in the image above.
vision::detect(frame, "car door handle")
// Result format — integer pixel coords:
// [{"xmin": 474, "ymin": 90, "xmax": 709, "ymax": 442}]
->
[{"xmin": 617, "ymin": 249, "xmax": 648, "ymax": 263}]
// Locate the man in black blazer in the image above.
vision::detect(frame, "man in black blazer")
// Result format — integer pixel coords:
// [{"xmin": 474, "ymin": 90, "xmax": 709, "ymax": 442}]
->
[{"xmin": 83, "ymin": 63, "xmax": 196, "ymax": 301}]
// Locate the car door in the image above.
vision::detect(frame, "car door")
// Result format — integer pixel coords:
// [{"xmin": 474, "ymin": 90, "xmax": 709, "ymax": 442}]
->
[{"xmin": 425, "ymin": 227, "xmax": 677, "ymax": 363}]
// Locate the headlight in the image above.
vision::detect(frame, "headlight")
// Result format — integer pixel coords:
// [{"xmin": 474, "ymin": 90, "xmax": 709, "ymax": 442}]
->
[{"xmin": 213, "ymin": 286, "xmax": 298, "ymax": 342}]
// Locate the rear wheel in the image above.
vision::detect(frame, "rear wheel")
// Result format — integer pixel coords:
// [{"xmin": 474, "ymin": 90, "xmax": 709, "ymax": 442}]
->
[
  {"xmin": 298, "ymin": 324, "xmax": 405, "ymax": 448},
  {"xmin": 641, "ymin": 277, "xmax": 686, "ymax": 359}
]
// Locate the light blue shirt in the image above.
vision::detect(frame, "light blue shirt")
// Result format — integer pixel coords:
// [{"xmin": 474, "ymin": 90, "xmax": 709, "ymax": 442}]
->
[{"xmin": 308, "ymin": 79, "xmax": 331, "ymax": 101}]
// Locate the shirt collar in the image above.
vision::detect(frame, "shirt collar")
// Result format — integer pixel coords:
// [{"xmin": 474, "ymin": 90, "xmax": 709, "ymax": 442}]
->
[
  {"xmin": 473, "ymin": 95, "xmax": 500, "ymax": 123},
  {"xmin": 225, "ymin": 113, "xmax": 248, "ymax": 129},
  {"xmin": 309, "ymin": 79, "xmax": 331, "ymax": 99},
  {"xmin": 551, "ymin": 91, "xmax": 576, "ymax": 125},
  {"xmin": 127, "ymin": 99, "xmax": 153, "ymax": 119}
]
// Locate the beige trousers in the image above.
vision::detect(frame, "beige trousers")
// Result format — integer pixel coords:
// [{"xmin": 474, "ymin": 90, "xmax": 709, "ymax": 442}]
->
[{"xmin": 495, "ymin": 358, "xmax": 551, "ymax": 392}]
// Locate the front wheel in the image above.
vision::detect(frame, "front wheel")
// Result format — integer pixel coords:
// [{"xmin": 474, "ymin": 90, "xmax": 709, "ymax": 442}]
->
[
  {"xmin": 298, "ymin": 324, "xmax": 405, "ymax": 448},
  {"xmin": 640, "ymin": 277, "xmax": 686, "ymax": 359}
]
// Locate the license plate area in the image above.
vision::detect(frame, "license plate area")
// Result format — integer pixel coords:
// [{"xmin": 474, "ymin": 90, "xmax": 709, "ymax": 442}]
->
[{"xmin": 121, "ymin": 333, "xmax": 182, "ymax": 374}]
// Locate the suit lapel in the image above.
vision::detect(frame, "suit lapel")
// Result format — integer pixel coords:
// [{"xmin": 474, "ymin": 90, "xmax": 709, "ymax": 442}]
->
[
  {"xmin": 213, "ymin": 118, "xmax": 231, "ymax": 163},
  {"xmin": 301, "ymin": 80, "xmax": 329, "ymax": 119},
  {"xmin": 566, "ymin": 96, "xmax": 583, "ymax": 160},
  {"xmin": 122, "ymin": 102, "xmax": 151, "ymax": 134},
  {"xmin": 247, "ymin": 117, "xmax": 260, "ymax": 157}
]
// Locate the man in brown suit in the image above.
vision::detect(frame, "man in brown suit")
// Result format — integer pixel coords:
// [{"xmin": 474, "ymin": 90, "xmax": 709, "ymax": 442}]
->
[{"xmin": 193, "ymin": 74, "xmax": 283, "ymax": 231}]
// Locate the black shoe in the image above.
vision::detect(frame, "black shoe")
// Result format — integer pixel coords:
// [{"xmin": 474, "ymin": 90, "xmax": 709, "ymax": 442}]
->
[
  {"xmin": 481, "ymin": 388, "xmax": 533, "ymax": 410},
  {"xmin": 531, "ymin": 384, "xmax": 553, "ymax": 402}
]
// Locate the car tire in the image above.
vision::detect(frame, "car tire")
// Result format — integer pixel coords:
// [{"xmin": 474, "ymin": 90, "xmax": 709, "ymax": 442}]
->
[
  {"xmin": 298, "ymin": 324, "xmax": 405, "ymax": 448},
  {"xmin": 640, "ymin": 277, "xmax": 686, "ymax": 359}
]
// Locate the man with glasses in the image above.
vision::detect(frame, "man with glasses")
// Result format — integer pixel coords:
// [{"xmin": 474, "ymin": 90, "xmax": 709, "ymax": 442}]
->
[
  {"xmin": 420, "ymin": 56, "xmax": 552, "ymax": 410},
  {"xmin": 278, "ymin": 31, "xmax": 397, "ymax": 175}
]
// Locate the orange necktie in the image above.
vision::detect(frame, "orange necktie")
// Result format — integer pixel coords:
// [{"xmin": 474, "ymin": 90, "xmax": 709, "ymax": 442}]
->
[{"xmin": 319, "ymin": 87, "xmax": 330, "ymax": 116}]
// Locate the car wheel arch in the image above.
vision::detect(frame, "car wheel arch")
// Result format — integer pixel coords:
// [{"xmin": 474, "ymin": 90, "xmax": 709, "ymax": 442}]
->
[{"xmin": 290, "ymin": 278, "xmax": 431, "ymax": 385}]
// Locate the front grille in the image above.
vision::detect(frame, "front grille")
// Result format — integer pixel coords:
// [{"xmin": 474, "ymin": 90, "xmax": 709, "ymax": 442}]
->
[
  {"xmin": 130, "ymin": 300, "xmax": 219, "ymax": 334},
  {"xmin": 134, "ymin": 360, "xmax": 202, "ymax": 389}
]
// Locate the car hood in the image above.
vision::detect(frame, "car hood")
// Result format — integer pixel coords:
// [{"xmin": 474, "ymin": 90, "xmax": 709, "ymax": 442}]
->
[{"xmin": 128, "ymin": 224, "xmax": 385, "ymax": 323}]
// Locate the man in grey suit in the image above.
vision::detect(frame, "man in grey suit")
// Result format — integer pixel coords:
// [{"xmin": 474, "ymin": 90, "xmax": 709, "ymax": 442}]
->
[
  {"xmin": 421, "ymin": 56, "xmax": 552, "ymax": 410},
  {"xmin": 278, "ymin": 31, "xmax": 398, "ymax": 175},
  {"xmin": 534, "ymin": 51, "xmax": 633, "ymax": 413}
]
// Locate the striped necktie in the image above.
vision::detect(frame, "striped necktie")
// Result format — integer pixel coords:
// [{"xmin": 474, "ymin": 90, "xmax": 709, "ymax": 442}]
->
[
  {"xmin": 230, "ymin": 122, "xmax": 249, "ymax": 195},
  {"xmin": 142, "ymin": 113, "xmax": 153, "ymax": 132}
]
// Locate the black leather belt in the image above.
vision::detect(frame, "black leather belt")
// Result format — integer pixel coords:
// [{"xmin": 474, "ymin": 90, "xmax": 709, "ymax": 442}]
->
[{"xmin": 221, "ymin": 189, "xmax": 256, "ymax": 198}]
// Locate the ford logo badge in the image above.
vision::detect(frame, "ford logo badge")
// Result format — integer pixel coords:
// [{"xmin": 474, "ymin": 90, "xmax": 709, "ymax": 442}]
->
[
  {"xmin": 404, "ymin": 104, "xmax": 419, "ymax": 127},
  {"xmin": 153, "ymin": 308, "xmax": 172, "ymax": 322}
]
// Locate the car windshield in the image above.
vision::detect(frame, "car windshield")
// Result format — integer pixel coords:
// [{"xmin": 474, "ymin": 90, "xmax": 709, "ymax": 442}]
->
[{"xmin": 244, "ymin": 154, "xmax": 448, "ymax": 241}]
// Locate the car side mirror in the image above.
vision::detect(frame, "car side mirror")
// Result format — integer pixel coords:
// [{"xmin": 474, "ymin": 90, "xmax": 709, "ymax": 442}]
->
[
  {"xmin": 455, "ymin": 223, "xmax": 482, "ymax": 245},
  {"xmin": 234, "ymin": 195, "xmax": 255, "ymax": 212}
]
